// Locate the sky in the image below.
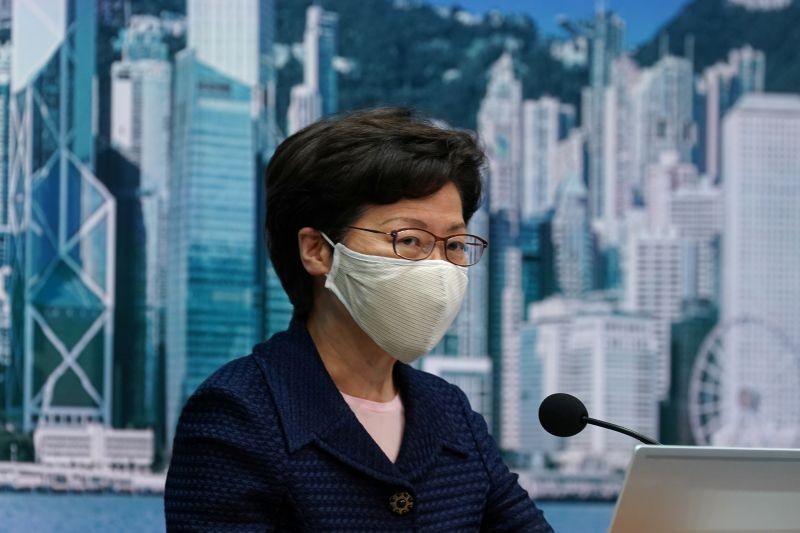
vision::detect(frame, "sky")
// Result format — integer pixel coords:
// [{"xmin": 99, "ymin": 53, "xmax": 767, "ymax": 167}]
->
[{"xmin": 427, "ymin": 0, "xmax": 691, "ymax": 47}]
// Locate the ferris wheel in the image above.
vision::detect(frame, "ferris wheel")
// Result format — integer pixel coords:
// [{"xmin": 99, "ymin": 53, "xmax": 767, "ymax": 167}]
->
[{"xmin": 688, "ymin": 315, "xmax": 800, "ymax": 448}]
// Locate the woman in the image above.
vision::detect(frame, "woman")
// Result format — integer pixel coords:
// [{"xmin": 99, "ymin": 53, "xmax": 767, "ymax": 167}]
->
[{"xmin": 165, "ymin": 107, "xmax": 553, "ymax": 531}]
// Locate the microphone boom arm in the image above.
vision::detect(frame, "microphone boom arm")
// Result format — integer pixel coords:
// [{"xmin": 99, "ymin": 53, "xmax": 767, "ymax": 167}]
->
[{"xmin": 583, "ymin": 416, "xmax": 660, "ymax": 445}]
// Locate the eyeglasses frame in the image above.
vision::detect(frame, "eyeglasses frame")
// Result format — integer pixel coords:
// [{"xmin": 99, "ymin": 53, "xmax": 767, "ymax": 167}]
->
[{"xmin": 345, "ymin": 225, "xmax": 489, "ymax": 266}]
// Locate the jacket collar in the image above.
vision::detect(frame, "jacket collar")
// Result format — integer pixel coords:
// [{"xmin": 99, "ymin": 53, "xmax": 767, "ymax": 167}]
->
[{"xmin": 252, "ymin": 319, "xmax": 469, "ymax": 483}]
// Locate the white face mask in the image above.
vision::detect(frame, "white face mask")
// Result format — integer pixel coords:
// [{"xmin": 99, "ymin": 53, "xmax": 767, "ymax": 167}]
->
[{"xmin": 321, "ymin": 233, "xmax": 468, "ymax": 363}]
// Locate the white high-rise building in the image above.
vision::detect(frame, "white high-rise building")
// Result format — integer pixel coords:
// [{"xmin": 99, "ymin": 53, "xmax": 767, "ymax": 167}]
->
[
  {"xmin": 696, "ymin": 46, "xmax": 765, "ymax": 181},
  {"xmin": 602, "ymin": 56, "xmax": 641, "ymax": 224},
  {"xmin": 521, "ymin": 97, "xmax": 576, "ymax": 218},
  {"xmin": 187, "ymin": 0, "xmax": 262, "ymax": 87},
  {"xmin": 623, "ymin": 224, "xmax": 682, "ymax": 399},
  {"xmin": 478, "ymin": 52, "xmax": 524, "ymax": 450},
  {"xmin": 528, "ymin": 296, "xmax": 658, "ymax": 471},
  {"xmin": 287, "ymin": 5, "xmax": 338, "ymax": 134},
  {"xmin": 552, "ymin": 173, "xmax": 593, "ymax": 297},
  {"xmin": 670, "ymin": 179, "xmax": 722, "ymax": 301},
  {"xmin": 718, "ymin": 94, "xmax": 800, "ymax": 447},
  {"xmin": 645, "ymin": 150, "xmax": 701, "ymax": 230},
  {"xmin": 480, "ymin": 52, "xmax": 523, "ymax": 214},
  {"xmin": 555, "ymin": 128, "xmax": 585, "ymax": 195},
  {"xmin": 586, "ymin": 11, "xmax": 625, "ymax": 221},
  {"xmin": 631, "ymin": 55, "xmax": 695, "ymax": 197}
]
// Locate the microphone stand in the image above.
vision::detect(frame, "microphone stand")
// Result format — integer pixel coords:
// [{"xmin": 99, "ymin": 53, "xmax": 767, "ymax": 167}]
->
[{"xmin": 583, "ymin": 416, "xmax": 661, "ymax": 445}]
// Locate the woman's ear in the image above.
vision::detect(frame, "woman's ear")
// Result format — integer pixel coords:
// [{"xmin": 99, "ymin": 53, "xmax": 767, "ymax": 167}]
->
[{"xmin": 298, "ymin": 227, "xmax": 332, "ymax": 276}]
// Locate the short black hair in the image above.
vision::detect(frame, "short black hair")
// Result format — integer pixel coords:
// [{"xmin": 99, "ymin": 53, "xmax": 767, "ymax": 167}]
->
[{"xmin": 265, "ymin": 107, "xmax": 485, "ymax": 317}]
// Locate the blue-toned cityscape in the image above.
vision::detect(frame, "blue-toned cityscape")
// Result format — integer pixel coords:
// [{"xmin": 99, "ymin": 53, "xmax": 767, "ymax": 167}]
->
[{"xmin": 1, "ymin": 0, "xmax": 800, "ymax": 515}]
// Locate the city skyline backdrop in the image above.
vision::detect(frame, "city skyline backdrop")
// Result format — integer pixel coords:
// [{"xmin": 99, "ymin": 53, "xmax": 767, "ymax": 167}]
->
[{"xmin": 0, "ymin": 0, "xmax": 799, "ymax": 507}]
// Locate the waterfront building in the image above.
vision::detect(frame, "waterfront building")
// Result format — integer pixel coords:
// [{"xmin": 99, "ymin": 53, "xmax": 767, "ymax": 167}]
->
[
  {"xmin": 9, "ymin": 0, "xmax": 116, "ymax": 432},
  {"xmin": 718, "ymin": 94, "xmax": 800, "ymax": 447},
  {"xmin": 108, "ymin": 14, "xmax": 172, "ymax": 436},
  {"xmin": 478, "ymin": 52, "xmax": 525, "ymax": 451},
  {"xmin": 166, "ymin": 0, "xmax": 268, "ymax": 446}
]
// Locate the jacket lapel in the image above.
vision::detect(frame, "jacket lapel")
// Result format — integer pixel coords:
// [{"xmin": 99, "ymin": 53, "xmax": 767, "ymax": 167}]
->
[
  {"xmin": 253, "ymin": 319, "xmax": 468, "ymax": 486},
  {"xmin": 253, "ymin": 320, "xmax": 404, "ymax": 484},
  {"xmin": 393, "ymin": 361, "xmax": 470, "ymax": 480}
]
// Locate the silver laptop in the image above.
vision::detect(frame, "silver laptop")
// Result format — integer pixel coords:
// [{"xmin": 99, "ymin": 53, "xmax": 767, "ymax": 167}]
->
[{"xmin": 609, "ymin": 445, "xmax": 800, "ymax": 533}]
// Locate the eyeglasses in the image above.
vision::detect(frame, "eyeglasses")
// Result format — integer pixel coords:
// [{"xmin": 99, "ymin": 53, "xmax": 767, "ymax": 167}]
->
[{"xmin": 346, "ymin": 226, "xmax": 488, "ymax": 267}]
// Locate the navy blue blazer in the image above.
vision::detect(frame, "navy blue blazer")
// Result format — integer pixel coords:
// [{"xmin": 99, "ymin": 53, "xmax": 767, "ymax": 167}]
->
[{"xmin": 165, "ymin": 319, "xmax": 553, "ymax": 532}]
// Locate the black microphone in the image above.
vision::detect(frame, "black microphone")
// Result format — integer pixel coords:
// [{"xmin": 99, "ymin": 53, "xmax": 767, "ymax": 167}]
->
[{"xmin": 538, "ymin": 393, "xmax": 660, "ymax": 445}]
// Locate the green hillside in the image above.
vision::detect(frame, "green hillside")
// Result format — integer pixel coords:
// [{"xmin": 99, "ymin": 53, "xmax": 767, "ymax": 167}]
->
[
  {"xmin": 635, "ymin": 0, "xmax": 800, "ymax": 92},
  {"xmin": 275, "ymin": 0, "xmax": 587, "ymax": 130}
]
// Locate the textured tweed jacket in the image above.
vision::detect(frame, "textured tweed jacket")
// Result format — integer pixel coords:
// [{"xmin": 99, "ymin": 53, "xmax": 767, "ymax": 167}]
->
[{"xmin": 165, "ymin": 319, "xmax": 553, "ymax": 532}]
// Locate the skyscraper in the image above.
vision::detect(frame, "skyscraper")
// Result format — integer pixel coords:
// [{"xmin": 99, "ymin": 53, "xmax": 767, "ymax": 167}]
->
[
  {"xmin": 478, "ymin": 52, "xmax": 524, "ymax": 452},
  {"xmin": 586, "ymin": 10, "xmax": 625, "ymax": 221},
  {"xmin": 551, "ymin": 173, "xmax": 593, "ymax": 297},
  {"xmin": 670, "ymin": 179, "xmax": 722, "ymax": 303},
  {"xmin": 601, "ymin": 55, "xmax": 640, "ymax": 224},
  {"xmin": 631, "ymin": 55, "xmax": 695, "ymax": 198},
  {"xmin": 286, "ymin": 5, "xmax": 338, "ymax": 134},
  {"xmin": 108, "ymin": 15, "xmax": 172, "ymax": 434},
  {"xmin": 719, "ymin": 94, "xmax": 800, "ymax": 447},
  {"xmin": 695, "ymin": 46, "xmax": 765, "ymax": 182},
  {"xmin": 9, "ymin": 0, "xmax": 116, "ymax": 432},
  {"xmin": 166, "ymin": 0, "xmax": 270, "ymax": 446},
  {"xmin": 646, "ymin": 152, "xmax": 722, "ymax": 303},
  {"xmin": 521, "ymin": 97, "xmax": 576, "ymax": 218}
]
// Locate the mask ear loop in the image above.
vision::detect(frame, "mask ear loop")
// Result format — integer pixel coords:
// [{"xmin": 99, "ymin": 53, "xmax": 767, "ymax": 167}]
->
[
  {"xmin": 319, "ymin": 232, "xmax": 340, "ymax": 279},
  {"xmin": 320, "ymin": 231, "xmax": 336, "ymax": 248}
]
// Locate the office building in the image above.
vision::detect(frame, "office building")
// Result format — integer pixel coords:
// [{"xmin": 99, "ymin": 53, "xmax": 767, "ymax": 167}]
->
[
  {"xmin": 551, "ymin": 174, "xmax": 593, "ymax": 297},
  {"xmin": 287, "ymin": 5, "xmax": 338, "ymax": 134},
  {"xmin": 106, "ymin": 15, "xmax": 173, "ymax": 435},
  {"xmin": 718, "ymin": 94, "xmax": 800, "ymax": 447},
  {"xmin": 521, "ymin": 97, "xmax": 576, "ymax": 218},
  {"xmin": 695, "ymin": 46, "xmax": 765, "ymax": 181},
  {"xmin": 166, "ymin": 0, "xmax": 269, "ymax": 446},
  {"xmin": 623, "ymin": 225, "xmax": 682, "ymax": 398},
  {"xmin": 9, "ymin": 0, "xmax": 115, "ymax": 432},
  {"xmin": 478, "ymin": 52, "xmax": 524, "ymax": 451},
  {"xmin": 586, "ymin": 11, "xmax": 625, "ymax": 221}
]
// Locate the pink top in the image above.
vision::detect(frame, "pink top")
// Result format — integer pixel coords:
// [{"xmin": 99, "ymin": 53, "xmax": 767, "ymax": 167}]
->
[{"xmin": 341, "ymin": 391, "xmax": 405, "ymax": 463}]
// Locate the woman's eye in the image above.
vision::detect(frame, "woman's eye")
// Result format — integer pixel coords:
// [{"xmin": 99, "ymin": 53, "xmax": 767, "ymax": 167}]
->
[
  {"xmin": 447, "ymin": 240, "xmax": 465, "ymax": 251},
  {"xmin": 399, "ymin": 237, "xmax": 421, "ymax": 247}
]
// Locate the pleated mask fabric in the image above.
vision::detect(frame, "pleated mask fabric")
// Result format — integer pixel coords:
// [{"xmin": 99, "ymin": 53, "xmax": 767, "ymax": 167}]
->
[{"xmin": 322, "ymin": 234, "xmax": 468, "ymax": 363}]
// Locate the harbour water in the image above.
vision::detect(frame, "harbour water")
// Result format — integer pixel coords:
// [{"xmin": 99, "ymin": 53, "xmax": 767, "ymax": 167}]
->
[{"xmin": 0, "ymin": 493, "xmax": 614, "ymax": 532}]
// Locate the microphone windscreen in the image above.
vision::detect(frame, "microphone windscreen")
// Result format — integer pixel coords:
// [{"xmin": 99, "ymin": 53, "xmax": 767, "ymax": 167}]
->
[{"xmin": 538, "ymin": 393, "xmax": 589, "ymax": 437}]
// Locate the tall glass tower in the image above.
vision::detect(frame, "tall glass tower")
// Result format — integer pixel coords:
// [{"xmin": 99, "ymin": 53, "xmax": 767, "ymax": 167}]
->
[
  {"xmin": 9, "ymin": 0, "xmax": 116, "ymax": 432},
  {"xmin": 167, "ymin": 0, "xmax": 268, "ymax": 446}
]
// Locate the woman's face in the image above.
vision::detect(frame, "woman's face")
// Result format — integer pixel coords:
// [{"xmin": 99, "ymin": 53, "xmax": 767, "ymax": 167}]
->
[{"xmin": 341, "ymin": 182, "xmax": 466, "ymax": 261}]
